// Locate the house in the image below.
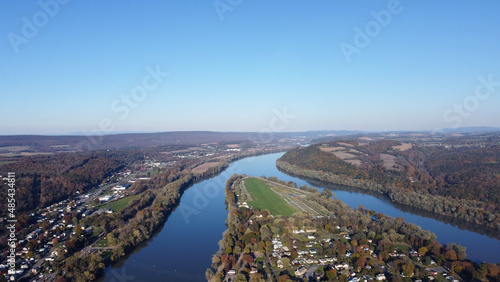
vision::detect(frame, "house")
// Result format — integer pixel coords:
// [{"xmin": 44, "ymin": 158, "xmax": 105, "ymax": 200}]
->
[
  {"xmin": 376, "ymin": 273, "xmax": 386, "ymax": 280},
  {"xmin": 319, "ymin": 258, "xmax": 329, "ymax": 264},
  {"xmin": 112, "ymin": 185, "xmax": 127, "ymax": 191},
  {"xmin": 335, "ymin": 263, "xmax": 349, "ymax": 270},
  {"xmin": 295, "ymin": 266, "xmax": 307, "ymax": 276},
  {"xmin": 227, "ymin": 270, "xmax": 236, "ymax": 275},
  {"xmin": 98, "ymin": 195, "xmax": 112, "ymax": 202},
  {"xmin": 237, "ymin": 202, "xmax": 249, "ymax": 209}
]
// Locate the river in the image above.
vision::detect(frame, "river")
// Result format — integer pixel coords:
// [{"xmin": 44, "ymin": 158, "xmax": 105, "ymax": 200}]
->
[{"xmin": 101, "ymin": 152, "xmax": 500, "ymax": 281}]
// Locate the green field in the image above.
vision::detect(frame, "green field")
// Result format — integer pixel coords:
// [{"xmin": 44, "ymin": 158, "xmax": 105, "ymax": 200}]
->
[
  {"xmin": 95, "ymin": 237, "xmax": 109, "ymax": 247},
  {"xmin": 100, "ymin": 194, "xmax": 142, "ymax": 212},
  {"xmin": 245, "ymin": 178, "xmax": 295, "ymax": 216}
]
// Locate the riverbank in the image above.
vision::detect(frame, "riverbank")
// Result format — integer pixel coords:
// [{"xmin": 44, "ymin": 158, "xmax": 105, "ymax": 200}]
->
[
  {"xmin": 276, "ymin": 159, "xmax": 500, "ymax": 231},
  {"xmin": 98, "ymin": 152, "xmax": 500, "ymax": 281},
  {"xmin": 59, "ymin": 148, "xmax": 287, "ymax": 281},
  {"xmin": 209, "ymin": 174, "xmax": 497, "ymax": 281}
]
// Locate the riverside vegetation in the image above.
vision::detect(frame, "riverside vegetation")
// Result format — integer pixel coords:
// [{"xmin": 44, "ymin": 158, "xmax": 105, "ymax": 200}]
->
[
  {"xmin": 0, "ymin": 144, "xmax": 286, "ymax": 281},
  {"xmin": 208, "ymin": 174, "xmax": 500, "ymax": 281},
  {"xmin": 276, "ymin": 139, "xmax": 500, "ymax": 230}
]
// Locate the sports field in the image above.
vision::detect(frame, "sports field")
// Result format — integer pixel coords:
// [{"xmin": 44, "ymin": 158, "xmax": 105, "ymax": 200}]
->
[
  {"xmin": 245, "ymin": 177, "xmax": 295, "ymax": 216},
  {"xmin": 100, "ymin": 194, "xmax": 142, "ymax": 212}
]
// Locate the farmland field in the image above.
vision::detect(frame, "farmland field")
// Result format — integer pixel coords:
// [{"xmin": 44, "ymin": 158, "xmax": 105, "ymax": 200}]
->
[{"xmin": 192, "ymin": 162, "xmax": 220, "ymax": 174}]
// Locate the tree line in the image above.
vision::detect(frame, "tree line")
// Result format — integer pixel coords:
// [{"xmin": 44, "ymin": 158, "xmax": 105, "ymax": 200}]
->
[{"xmin": 277, "ymin": 141, "xmax": 500, "ymax": 230}]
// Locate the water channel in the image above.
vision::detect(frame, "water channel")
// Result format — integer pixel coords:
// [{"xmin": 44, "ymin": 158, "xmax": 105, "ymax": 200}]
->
[{"xmin": 101, "ymin": 152, "xmax": 500, "ymax": 281}]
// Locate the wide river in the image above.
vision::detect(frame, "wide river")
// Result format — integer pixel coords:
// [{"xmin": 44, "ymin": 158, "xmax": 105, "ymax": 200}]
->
[{"xmin": 101, "ymin": 152, "xmax": 500, "ymax": 281}]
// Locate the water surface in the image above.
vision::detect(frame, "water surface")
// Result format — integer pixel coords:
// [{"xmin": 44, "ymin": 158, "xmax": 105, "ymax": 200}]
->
[{"xmin": 102, "ymin": 153, "xmax": 500, "ymax": 281}]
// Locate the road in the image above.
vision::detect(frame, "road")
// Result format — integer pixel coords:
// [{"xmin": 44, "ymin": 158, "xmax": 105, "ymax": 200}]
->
[{"xmin": 304, "ymin": 265, "xmax": 318, "ymax": 280}]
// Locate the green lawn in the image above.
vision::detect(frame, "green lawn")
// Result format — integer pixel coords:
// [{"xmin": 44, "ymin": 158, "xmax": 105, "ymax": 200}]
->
[
  {"xmin": 100, "ymin": 194, "xmax": 142, "ymax": 212},
  {"xmin": 394, "ymin": 243, "xmax": 410, "ymax": 253},
  {"xmin": 245, "ymin": 178, "xmax": 295, "ymax": 216},
  {"xmin": 95, "ymin": 237, "xmax": 109, "ymax": 247}
]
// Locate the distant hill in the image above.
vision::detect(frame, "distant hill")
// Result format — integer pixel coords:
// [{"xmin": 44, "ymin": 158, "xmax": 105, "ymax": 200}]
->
[
  {"xmin": 1, "ymin": 128, "xmax": 497, "ymax": 152},
  {"xmin": 0, "ymin": 130, "xmax": 361, "ymax": 152},
  {"xmin": 0, "ymin": 132, "xmax": 264, "ymax": 151},
  {"xmin": 277, "ymin": 137, "xmax": 500, "ymax": 230},
  {"xmin": 432, "ymin": 126, "xmax": 500, "ymax": 134}
]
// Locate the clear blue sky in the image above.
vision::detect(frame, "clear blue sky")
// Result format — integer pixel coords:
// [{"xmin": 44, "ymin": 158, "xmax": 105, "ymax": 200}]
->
[{"xmin": 1, "ymin": 1, "xmax": 499, "ymax": 135}]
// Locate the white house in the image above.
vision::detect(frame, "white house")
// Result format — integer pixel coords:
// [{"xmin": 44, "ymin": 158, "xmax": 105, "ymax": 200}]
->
[
  {"xmin": 98, "ymin": 195, "xmax": 112, "ymax": 202},
  {"xmin": 112, "ymin": 185, "xmax": 127, "ymax": 191}
]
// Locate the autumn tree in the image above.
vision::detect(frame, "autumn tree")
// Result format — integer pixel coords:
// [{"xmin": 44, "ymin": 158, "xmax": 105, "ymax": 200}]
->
[
  {"xmin": 402, "ymin": 263, "xmax": 415, "ymax": 277},
  {"xmin": 418, "ymin": 246, "xmax": 428, "ymax": 257}
]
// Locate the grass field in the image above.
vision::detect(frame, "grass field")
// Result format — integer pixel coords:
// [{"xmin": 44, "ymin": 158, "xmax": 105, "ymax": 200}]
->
[
  {"xmin": 245, "ymin": 178, "xmax": 295, "ymax": 216},
  {"xmin": 100, "ymin": 194, "xmax": 142, "ymax": 212},
  {"xmin": 95, "ymin": 237, "xmax": 109, "ymax": 247}
]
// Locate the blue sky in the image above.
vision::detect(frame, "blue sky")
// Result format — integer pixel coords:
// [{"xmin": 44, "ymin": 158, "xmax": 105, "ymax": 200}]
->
[{"xmin": 1, "ymin": 1, "xmax": 499, "ymax": 135}]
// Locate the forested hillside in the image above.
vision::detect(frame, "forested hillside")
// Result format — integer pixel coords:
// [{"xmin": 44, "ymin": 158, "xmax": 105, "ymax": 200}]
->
[
  {"xmin": 0, "ymin": 150, "xmax": 142, "ymax": 215},
  {"xmin": 277, "ymin": 139, "xmax": 500, "ymax": 229}
]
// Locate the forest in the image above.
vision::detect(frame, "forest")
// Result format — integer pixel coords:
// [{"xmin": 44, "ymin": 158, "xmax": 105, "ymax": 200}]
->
[
  {"xmin": 0, "ymin": 150, "xmax": 145, "ymax": 217},
  {"xmin": 277, "ymin": 139, "xmax": 500, "ymax": 230}
]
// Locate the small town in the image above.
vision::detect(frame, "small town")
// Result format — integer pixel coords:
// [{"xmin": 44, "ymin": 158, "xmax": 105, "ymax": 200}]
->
[
  {"xmin": 0, "ymin": 143, "xmax": 292, "ymax": 281},
  {"xmin": 208, "ymin": 175, "xmax": 465, "ymax": 282},
  {"xmin": 0, "ymin": 159, "xmax": 160, "ymax": 281}
]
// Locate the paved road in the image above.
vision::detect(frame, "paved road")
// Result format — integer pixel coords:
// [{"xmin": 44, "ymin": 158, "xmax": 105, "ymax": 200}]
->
[{"xmin": 305, "ymin": 265, "xmax": 318, "ymax": 280}]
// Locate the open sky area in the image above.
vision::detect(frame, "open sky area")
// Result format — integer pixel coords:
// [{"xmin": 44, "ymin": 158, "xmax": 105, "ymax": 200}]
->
[{"xmin": 1, "ymin": 1, "xmax": 499, "ymax": 135}]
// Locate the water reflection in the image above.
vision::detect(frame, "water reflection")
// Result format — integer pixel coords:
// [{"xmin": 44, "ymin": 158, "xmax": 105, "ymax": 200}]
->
[{"xmin": 302, "ymin": 176, "xmax": 500, "ymax": 241}]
